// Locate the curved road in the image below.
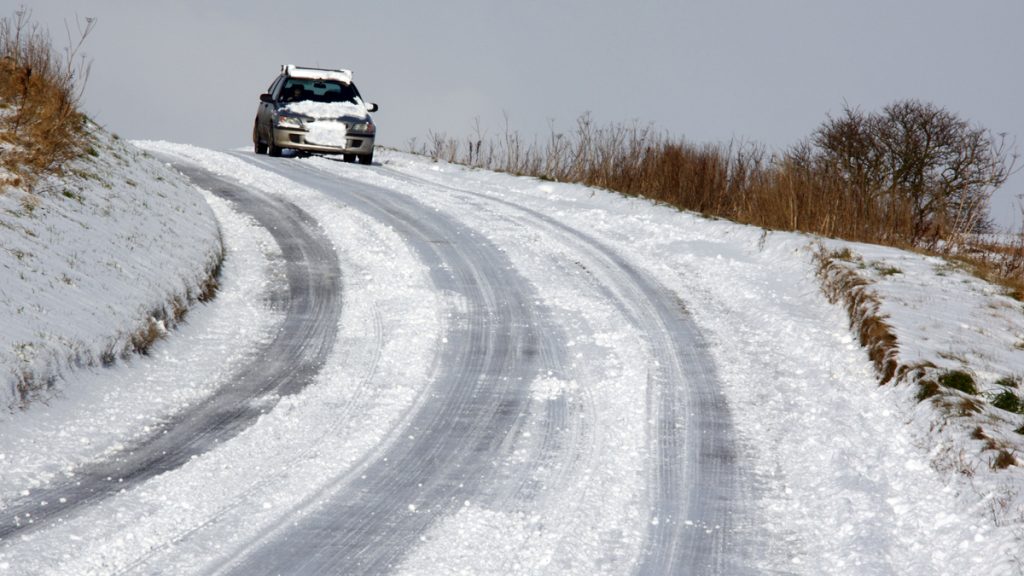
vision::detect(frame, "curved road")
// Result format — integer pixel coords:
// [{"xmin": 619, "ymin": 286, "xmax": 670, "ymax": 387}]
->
[
  {"xmin": 213, "ymin": 155, "xmax": 751, "ymax": 575},
  {"xmin": 1, "ymin": 153, "xmax": 752, "ymax": 574},
  {"xmin": 210, "ymin": 156, "xmax": 573, "ymax": 575}
]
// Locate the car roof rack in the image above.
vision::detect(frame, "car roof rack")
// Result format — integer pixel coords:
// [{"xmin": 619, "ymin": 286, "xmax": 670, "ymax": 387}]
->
[{"xmin": 281, "ymin": 64, "xmax": 353, "ymax": 84}]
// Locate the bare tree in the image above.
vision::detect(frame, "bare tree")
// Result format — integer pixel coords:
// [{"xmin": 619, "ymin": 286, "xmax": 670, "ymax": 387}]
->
[{"xmin": 808, "ymin": 100, "xmax": 1018, "ymax": 247}]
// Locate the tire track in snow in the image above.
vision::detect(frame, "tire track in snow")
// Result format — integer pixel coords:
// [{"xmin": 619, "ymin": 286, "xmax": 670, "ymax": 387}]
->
[
  {"xmin": 372, "ymin": 167, "xmax": 751, "ymax": 575},
  {"xmin": 208, "ymin": 155, "xmax": 574, "ymax": 575},
  {"xmin": 0, "ymin": 166, "xmax": 342, "ymax": 541}
]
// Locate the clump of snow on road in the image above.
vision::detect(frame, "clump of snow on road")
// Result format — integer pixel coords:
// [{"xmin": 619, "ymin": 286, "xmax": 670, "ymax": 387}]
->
[
  {"xmin": 530, "ymin": 376, "xmax": 579, "ymax": 402},
  {"xmin": 402, "ymin": 505, "xmax": 563, "ymax": 575}
]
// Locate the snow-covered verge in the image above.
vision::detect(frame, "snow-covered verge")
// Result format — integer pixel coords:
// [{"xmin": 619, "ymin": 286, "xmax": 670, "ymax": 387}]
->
[
  {"xmin": 0, "ymin": 125, "xmax": 223, "ymax": 411},
  {"xmin": 817, "ymin": 243, "xmax": 1024, "ymax": 530}
]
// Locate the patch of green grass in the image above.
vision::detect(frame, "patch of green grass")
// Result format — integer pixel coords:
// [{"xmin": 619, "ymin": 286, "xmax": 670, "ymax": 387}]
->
[
  {"xmin": 917, "ymin": 379, "xmax": 940, "ymax": 402},
  {"xmin": 992, "ymin": 390, "xmax": 1024, "ymax": 414},
  {"xmin": 996, "ymin": 375, "xmax": 1021, "ymax": 388},
  {"xmin": 939, "ymin": 370, "xmax": 977, "ymax": 395}
]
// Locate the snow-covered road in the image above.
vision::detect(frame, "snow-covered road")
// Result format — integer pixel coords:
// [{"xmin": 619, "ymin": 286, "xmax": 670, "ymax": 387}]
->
[
  {"xmin": 214, "ymin": 154, "xmax": 751, "ymax": 575},
  {"xmin": 2, "ymin": 144, "xmax": 1012, "ymax": 575}
]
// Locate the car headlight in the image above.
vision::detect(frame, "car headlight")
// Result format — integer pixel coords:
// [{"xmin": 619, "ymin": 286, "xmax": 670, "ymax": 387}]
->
[
  {"xmin": 348, "ymin": 121, "xmax": 375, "ymax": 135},
  {"xmin": 275, "ymin": 114, "xmax": 304, "ymax": 129}
]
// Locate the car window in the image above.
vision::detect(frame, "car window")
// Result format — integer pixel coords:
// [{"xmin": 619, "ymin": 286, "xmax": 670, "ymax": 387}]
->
[
  {"xmin": 281, "ymin": 80, "xmax": 311, "ymax": 102},
  {"xmin": 314, "ymin": 81, "xmax": 359, "ymax": 104},
  {"xmin": 280, "ymin": 79, "xmax": 359, "ymax": 104},
  {"xmin": 268, "ymin": 76, "xmax": 284, "ymax": 97}
]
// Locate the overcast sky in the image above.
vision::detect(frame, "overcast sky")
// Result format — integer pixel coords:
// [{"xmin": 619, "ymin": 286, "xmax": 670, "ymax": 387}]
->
[{"xmin": 19, "ymin": 0, "xmax": 1024, "ymax": 227}]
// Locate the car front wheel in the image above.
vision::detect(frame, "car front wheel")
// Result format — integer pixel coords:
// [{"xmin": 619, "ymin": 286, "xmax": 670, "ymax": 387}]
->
[
  {"xmin": 254, "ymin": 125, "xmax": 268, "ymax": 155},
  {"xmin": 267, "ymin": 134, "xmax": 283, "ymax": 157}
]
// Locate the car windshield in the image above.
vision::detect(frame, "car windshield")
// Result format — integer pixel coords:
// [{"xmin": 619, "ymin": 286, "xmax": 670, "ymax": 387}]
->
[{"xmin": 282, "ymin": 79, "xmax": 359, "ymax": 104}]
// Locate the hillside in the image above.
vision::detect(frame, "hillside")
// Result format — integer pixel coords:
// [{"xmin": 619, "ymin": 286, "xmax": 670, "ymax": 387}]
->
[{"xmin": 0, "ymin": 124, "xmax": 223, "ymax": 411}]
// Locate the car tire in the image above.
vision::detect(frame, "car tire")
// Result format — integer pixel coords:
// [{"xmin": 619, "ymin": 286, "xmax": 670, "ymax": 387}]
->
[
  {"xmin": 343, "ymin": 154, "xmax": 356, "ymax": 163},
  {"xmin": 267, "ymin": 136, "xmax": 283, "ymax": 157},
  {"xmin": 357, "ymin": 151, "xmax": 374, "ymax": 165},
  {"xmin": 254, "ymin": 125, "xmax": 268, "ymax": 155}
]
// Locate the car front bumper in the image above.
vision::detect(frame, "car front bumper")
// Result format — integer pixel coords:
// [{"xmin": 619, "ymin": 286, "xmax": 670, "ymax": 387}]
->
[{"xmin": 272, "ymin": 126, "xmax": 375, "ymax": 155}]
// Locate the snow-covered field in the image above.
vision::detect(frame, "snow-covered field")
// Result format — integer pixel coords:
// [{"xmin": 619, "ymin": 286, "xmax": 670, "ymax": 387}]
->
[{"xmin": 1, "ymin": 137, "xmax": 1022, "ymax": 574}]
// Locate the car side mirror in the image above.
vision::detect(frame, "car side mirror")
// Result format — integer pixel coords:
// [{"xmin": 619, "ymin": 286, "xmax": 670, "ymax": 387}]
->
[
  {"xmin": 259, "ymin": 93, "xmax": 275, "ymax": 103},
  {"xmin": 365, "ymin": 102, "xmax": 379, "ymax": 112}
]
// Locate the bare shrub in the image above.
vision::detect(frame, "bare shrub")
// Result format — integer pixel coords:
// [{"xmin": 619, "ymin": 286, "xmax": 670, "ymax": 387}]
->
[
  {"xmin": 0, "ymin": 7, "xmax": 96, "ymax": 189},
  {"xmin": 806, "ymin": 100, "xmax": 1018, "ymax": 248}
]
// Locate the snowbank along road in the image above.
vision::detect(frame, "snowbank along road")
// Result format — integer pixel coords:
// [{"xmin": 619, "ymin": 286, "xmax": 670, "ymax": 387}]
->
[{"xmin": 2, "ymin": 144, "xmax": 1004, "ymax": 575}]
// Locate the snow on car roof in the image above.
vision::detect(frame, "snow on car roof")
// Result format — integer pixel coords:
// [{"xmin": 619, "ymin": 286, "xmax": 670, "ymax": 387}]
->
[{"xmin": 282, "ymin": 64, "xmax": 353, "ymax": 84}]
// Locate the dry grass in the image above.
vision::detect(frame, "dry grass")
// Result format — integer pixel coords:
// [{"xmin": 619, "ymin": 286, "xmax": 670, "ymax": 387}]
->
[
  {"xmin": 420, "ymin": 115, "xmax": 918, "ymax": 243},
  {"xmin": 993, "ymin": 449, "xmax": 1019, "ymax": 470},
  {"xmin": 948, "ymin": 234, "xmax": 1024, "ymax": 301},
  {"xmin": 0, "ymin": 8, "xmax": 95, "ymax": 190},
  {"xmin": 815, "ymin": 245, "xmax": 901, "ymax": 383},
  {"xmin": 421, "ymin": 112, "xmax": 1024, "ymax": 292}
]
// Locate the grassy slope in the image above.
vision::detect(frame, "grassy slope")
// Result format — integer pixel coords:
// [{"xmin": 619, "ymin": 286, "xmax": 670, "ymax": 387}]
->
[{"xmin": 0, "ymin": 124, "xmax": 222, "ymax": 411}]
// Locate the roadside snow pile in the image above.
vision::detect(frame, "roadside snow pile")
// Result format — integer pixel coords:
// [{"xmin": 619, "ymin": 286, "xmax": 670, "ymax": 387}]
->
[{"xmin": 0, "ymin": 125, "xmax": 223, "ymax": 412}]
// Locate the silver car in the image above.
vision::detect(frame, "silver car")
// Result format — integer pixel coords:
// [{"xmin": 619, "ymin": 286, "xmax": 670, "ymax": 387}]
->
[{"xmin": 253, "ymin": 65, "xmax": 379, "ymax": 164}]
